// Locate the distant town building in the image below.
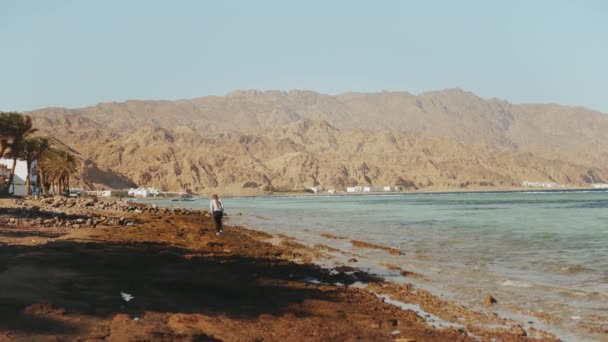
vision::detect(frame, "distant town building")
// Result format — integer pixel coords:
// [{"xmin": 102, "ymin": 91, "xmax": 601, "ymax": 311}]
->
[
  {"xmin": 128, "ymin": 187, "xmax": 160, "ymax": 197},
  {"xmin": 522, "ymin": 181, "xmax": 564, "ymax": 188},
  {"xmin": 87, "ymin": 190, "xmax": 129, "ymax": 197},
  {"xmin": 347, "ymin": 185, "xmax": 401, "ymax": 193},
  {"xmin": 591, "ymin": 183, "xmax": 608, "ymax": 189},
  {"xmin": 69, "ymin": 188, "xmax": 86, "ymax": 197},
  {"xmin": 0, "ymin": 158, "xmax": 38, "ymax": 195},
  {"xmin": 0, "ymin": 164, "xmax": 9, "ymax": 194},
  {"xmin": 327, "ymin": 189, "xmax": 336, "ymax": 194}
]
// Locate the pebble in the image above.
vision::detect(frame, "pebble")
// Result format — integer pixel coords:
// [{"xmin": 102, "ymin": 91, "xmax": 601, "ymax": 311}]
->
[{"xmin": 484, "ymin": 295, "xmax": 497, "ymax": 307}]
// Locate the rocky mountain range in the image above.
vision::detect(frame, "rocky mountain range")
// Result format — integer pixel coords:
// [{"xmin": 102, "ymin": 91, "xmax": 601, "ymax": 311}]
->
[{"xmin": 27, "ymin": 89, "xmax": 608, "ymax": 194}]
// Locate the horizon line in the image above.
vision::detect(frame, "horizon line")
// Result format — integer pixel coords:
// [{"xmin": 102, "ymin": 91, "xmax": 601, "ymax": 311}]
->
[{"xmin": 11, "ymin": 87, "xmax": 607, "ymax": 115}]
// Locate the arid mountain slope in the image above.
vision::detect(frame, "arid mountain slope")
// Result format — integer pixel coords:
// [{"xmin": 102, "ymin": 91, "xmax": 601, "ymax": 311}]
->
[{"xmin": 29, "ymin": 89, "xmax": 608, "ymax": 193}]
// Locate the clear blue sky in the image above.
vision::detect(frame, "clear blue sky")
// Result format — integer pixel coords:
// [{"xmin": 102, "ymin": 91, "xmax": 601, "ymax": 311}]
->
[{"xmin": 1, "ymin": 0, "xmax": 607, "ymax": 112}]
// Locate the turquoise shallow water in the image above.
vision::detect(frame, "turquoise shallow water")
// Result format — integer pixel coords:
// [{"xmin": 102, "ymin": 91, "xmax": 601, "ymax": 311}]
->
[{"xmin": 144, "ymin": 190, "xmax": 608, "ymax": 340}]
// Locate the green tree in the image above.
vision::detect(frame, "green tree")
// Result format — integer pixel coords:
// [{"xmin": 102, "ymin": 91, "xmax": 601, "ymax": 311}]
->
[
  {"xmin": 4, "ymin": 113, "xmax": 37, "ymax": 193},
  {"xmin": 0, "ymin": 112, "xmax": 22, "ymax": 160},
  {"xmin": 21, "ymin": 137, "xmax": 50, "ymax": 196},
  {"xmin": 40, "ymin": 149, "xmax": 79, "ymax": 195}
]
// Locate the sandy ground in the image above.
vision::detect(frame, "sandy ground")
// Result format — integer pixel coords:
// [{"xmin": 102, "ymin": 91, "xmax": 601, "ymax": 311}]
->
[{"xmin": 0, "ymin": 197, "xmax": 560, "ymax": 342}]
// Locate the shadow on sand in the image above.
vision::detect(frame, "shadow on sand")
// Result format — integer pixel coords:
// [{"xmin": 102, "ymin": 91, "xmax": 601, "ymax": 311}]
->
[
  {"xmin": 0, "ymin": 238, "xmax": 353, "ymax": 336},
  {"xmin": 0, "ymin": 206, "xmax": 94, "ymax": 221}
]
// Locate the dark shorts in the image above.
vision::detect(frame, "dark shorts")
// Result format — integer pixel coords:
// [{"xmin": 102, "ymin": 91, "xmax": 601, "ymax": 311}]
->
[{"xmin": 213, "ymin": 211, "xmax": 224, "ymax": 231}]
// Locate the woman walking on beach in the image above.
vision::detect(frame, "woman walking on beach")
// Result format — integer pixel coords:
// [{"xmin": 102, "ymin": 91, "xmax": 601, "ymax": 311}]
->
[{"xmin": 210, "ymin": 194, "xmax": 224, "ymax": 235}]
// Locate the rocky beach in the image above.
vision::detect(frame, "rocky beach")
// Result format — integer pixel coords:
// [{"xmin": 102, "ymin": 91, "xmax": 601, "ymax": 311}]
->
[{"xmin": 0, "ymin": 196, "xmax": 561, "ymax": 341}]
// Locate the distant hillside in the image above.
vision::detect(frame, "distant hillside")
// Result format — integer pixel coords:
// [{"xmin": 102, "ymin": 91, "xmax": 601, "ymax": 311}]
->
[{"xmin": 28, "ymin": 89, "xmax": 608, "ymax": 193}]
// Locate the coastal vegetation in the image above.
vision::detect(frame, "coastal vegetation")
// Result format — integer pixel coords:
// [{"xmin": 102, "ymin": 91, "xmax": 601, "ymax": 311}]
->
[{"xmin": 0, "ymin": 111, "xmax": 79, "ymax": 196}]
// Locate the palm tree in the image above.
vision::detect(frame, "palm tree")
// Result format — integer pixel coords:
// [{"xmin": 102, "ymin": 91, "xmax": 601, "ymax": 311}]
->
[
  {"xmin": 38, "ymin": 150, "xmax": 53, "ymax": 195},
  {"xmin": 0, "ymin": 112, "xmax": 22, "ymax": 160},
  {"xmin": 21, "ymin": 137, "xmax": 50, "ymax": 196},
  {"xmin": 1, "ymin": 113, "xmax": 15, "ymax": 193},
  {"xmin": 37, "ymin": 152, "xmax": 51, "ymax": 196},
  {"xmin": 5, "ymin": 114, "xmax": 37, "ymax": 193},
  {"xmin": 39, "ymin": 149, "xmax": 79, "ymax": 195}
]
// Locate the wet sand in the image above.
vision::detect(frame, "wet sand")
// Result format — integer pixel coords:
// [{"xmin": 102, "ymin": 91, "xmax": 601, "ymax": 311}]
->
[{"xmin": 0, "ymin": 197, "xmax": 560, "ymax": 341}]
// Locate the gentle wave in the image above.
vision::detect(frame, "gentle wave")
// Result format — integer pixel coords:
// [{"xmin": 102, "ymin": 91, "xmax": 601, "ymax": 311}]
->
[{"xmin": 500, "ymin": 279, "xmax": 533, "ymax": 288}]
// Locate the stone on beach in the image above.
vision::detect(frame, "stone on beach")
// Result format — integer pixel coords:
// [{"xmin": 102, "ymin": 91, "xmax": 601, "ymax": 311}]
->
[{"xmin": 484, "ymin": 295, "xmax": 497, "ymax": 307}]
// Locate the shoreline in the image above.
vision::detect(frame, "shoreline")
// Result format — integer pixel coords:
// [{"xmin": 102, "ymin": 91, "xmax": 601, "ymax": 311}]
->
[
  {"xmin": 0, "ymin": 197, "xmax": 565, "ymax": 341},
  {"xmin": 194, "ymin": 186, "xmax": 607, "ymax": 199}
]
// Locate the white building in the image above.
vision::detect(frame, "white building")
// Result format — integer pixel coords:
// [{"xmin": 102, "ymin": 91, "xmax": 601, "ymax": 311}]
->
[
  {"xmin": 86, "ymin": 190, "xmax": 128, "ymax": 197},
  {"xmin": 128, "ymin": 188, "xmax": 155, "ymax": 197},
  {"xmin": 69, "ymin": 188, "xmax": 85, "ymax": 197},
  {"xmin": 0, "ymin": 158, "xmax": 38, "ymax": 195},
  {"xmin": 347, "ymin": 185, "xmax": 402, "ymax": 193},
  {"xmin": 327, "ymin": 189, "xmax": 336, "ymax": 194},
  {"xmin": 128, "ymin": 187, "xmax": 160, "ymax": 197},
  {"xmin": 592, "ymin": 183, "xmax": 608, "ymax": 189},
  {"xmin": 309, "ymin": 187, "xmax": 321, "ymax": 194},
  {"xmin": 522, "ymin": 181, "xmax": 563, "ymax": 188}
]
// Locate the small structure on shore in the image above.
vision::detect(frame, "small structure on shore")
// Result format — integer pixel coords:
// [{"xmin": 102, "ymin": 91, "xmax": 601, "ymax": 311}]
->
[
  {"xmin": 0, "ymin": 158, "xmax": 38, "ymax": 195},
  {"xmin": 87, "ymin": 190, "xmax": 129, "ymax": 197},
  {"xmin": 522, "ymin": 181, "xmax": 564, "ymax": 188},
  {"xmin": 68, "ymin": 188, "xmax": 86, "ymax": 197},
  {"xmin": 347, "ymin": 185, "xmax": 402, "ymax": 193},
  {"xmin": 0, "ymin": 164, "xmax": 8, "ymax": 193},
  {"xmin": 128, "ymin": 187, "xmax": 161, "ymax": 197}
]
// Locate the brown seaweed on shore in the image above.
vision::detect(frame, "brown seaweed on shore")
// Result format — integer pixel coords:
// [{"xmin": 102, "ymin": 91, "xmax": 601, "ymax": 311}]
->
[
  {"xmin": 350, "ymin": 239, "xmax": 404, "ymax": 255},
  {"xmin": 320, "ymin": 233, "xmax": 346, "ymax": 239}
]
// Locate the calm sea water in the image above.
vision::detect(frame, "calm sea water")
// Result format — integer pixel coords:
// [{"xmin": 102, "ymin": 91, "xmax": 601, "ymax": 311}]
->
[{"xmin": 145, "ymin": 190, "xmax": 608, "ymax": 340}]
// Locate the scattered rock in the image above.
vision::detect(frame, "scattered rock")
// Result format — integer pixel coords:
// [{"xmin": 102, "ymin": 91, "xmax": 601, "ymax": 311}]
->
[
  {"xmin": 334, "ymin": 266, "xmax": 356, "ymax": 273},
  {"xmin": 512, "ymin": 324, "xmax": 527, "ymax": 336},
  {"xmin": 484, "ymin": 295, "xmax": 497, "ymax": 307}
]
